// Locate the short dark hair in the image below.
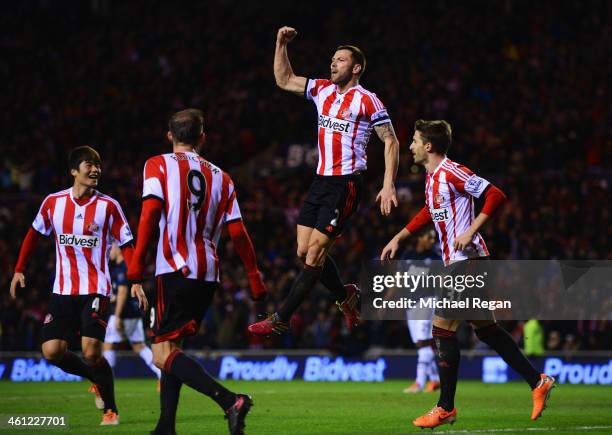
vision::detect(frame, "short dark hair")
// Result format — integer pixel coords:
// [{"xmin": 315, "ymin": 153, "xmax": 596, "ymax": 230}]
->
[
  {"xmin": 336, "ymin": 45, "xmax": 366, "ymax": 77},
  {"xmin": 69, "ymin": 146, "xmax": 101, "ymax": 171},
  {"xmin": 169, "ymin": 109, "xmax": 204, "ymax": 146},
  {"xmin": 414, "ymin": 119, "xmax": 452, "ymax": 155}
]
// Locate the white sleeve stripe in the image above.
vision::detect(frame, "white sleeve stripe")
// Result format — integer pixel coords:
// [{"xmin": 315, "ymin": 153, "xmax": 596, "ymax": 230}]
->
[
  {"xmin": 443, "ymin": 164, "xmax": 470, "ymax": 181},
  {"xmin": 443, "ymin": 161, "xmax": 472, "ymax": 180},
  {"xmin": 362, "ymin": 90, "xmax": 384, "ymax": 111}
]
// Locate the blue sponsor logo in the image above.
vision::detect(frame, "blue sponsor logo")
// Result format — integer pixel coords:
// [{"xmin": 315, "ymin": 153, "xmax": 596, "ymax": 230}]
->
[
  {"xmin": 544, "ymin": 358, "xmax": 612, "ymax": 385},
  {"xmin": 482, "ymin": 356, "xmax": 508, "ymax": 383},
  {"xmin": 219, "ymin": 356, "xmax": 298, "ymax": 381},
  {"xmin": 10, "ymin": 358, "xmax": 82, "ymax": 382},
  {"xmin": 303, "ymin": 357, "xmax": 386, "ymax": 382}
]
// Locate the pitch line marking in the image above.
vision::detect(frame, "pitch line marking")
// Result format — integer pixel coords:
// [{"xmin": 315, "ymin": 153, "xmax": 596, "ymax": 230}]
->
[{"xmin": 443, "ymin": 425, "xmax": 612, "ymax": 433}]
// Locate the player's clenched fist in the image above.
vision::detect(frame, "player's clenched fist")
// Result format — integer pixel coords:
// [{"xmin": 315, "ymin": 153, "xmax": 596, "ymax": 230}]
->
[{"xmin": 277, "ymin": 26, "xmax": 297, "ymax": 44}]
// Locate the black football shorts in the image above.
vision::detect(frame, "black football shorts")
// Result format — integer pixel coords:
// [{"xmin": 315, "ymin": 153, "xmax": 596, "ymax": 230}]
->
[
  {"xmin": 296, "ymin": 174, "xmax": 363, "ymax": 238},
  {"xmin": 42, "ymin": 293, "xmax": 110, "ymax": 343},
  {"xmin": 150, "ymin": 271, "xmax": 217, "ymax": 343}
]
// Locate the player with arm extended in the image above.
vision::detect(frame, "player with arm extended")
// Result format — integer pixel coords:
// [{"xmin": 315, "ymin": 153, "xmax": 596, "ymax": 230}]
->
[
  {"xmin": 248, "ymin": 26, "xmax": 400, "ymax": 336},
  {"xmin": 89, "ymin": 243, "xmax": 161, "ymax": 406},
  {"xmin": 381, "ymin": 120, "xmax": 555, "ymax": 429},
  {"xmin": 9, "ymin": 146, "xmax": 135, "ymax": 426},
  {"xmin": 127, "ymin": 109, "xmax": 267, "ymax": 435}
]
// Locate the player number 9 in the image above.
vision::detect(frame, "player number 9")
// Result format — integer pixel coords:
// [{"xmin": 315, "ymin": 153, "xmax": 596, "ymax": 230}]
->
[{"xmin": 187, "ymin": 170, "xmax": 206, "ymax": 211}]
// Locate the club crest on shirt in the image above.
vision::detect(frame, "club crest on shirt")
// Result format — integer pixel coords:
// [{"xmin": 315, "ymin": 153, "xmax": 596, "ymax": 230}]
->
[
  {"xmin": 434, "ymin": 194, "xmax": 445, "ymax": 207},
  {"xmin": 87, "ymin": 222, "xmax": 100, "ymax": 233},
  {"xmin": 339, "ymin": 109, "xmax": 352, "ymax": 120}
]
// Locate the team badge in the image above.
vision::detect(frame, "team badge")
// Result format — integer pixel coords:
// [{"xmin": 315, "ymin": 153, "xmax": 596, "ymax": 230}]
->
[
  {"xmin": 434, "ymin": 194, "xmax": 445, "ymax": 207},
  {"xmin": 340, "ymin": 109, "xmax": 352, "ymax": 120},
  {"xmin": 44, "ymin": 314, "xmax": 53, "ymax": 324},
  {"xmin": 87, "ymin": 222, "xmax": 100, "ymax": 233}
]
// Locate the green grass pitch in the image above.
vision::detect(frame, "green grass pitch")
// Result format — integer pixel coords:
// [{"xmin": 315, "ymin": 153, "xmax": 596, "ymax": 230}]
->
[{"xmin": 0, "ymin": 380, "xmax": 611, "ymax": 434}]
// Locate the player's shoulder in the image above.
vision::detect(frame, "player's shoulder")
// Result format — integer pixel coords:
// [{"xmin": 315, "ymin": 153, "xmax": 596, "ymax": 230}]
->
[
  {"xmin": 145, "ymin": 153, "xmax": 168, "ymax": 166},
  {"xmin": 311, "ymin": 78, "xmax": 333, "ymax": 88},
  {"xmin": 442, "ymin": 158, "xmax": 474, "ymax": 180},
  {"xmin": 96, "ymin": 191, "xmax": 123, "ymax": 209},
  {"xmin": 41, "ymin": 188, "xmax": 71, "ymax": 205},
  {"xmin": 355, "ymin": 85, "xmax": 387, "ymax": 111},
  {"xmin": 309, "ymin": 78, "xmax": 334, "ymax": 96},
  {"xmin": 355, "ymin": 85, "xmax": 382, "ymax": 101}
]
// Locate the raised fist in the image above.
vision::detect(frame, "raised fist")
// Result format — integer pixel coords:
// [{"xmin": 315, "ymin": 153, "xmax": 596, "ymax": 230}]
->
[{"xmin": 277, "ymin": 26, "xmax": 297, "ymax": 45}]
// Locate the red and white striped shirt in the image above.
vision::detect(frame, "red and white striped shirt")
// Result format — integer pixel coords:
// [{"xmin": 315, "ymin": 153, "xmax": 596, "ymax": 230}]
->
[
  {"xmin": 305, "ymin": 79, "xmax": 391, "ymax": 176},
  {"xmin": 425, "ymin": 158, "xmax": 490, "ymax": 265},
  {"xmin": 142, "ymin": 152, "xmax": 241, "ymax": 281},
  {"xmin": 32, "ymin": 188, "xmax": 133, "ymax": 296}
]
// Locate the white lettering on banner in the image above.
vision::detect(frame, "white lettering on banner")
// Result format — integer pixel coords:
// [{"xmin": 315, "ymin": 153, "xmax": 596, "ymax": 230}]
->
[
  {"xmin": 482, "ymin": 356, "xmax": 508, "ymax": 383},
  {"xmin": 544, "ymin": 358, "xmax": 612, "ymax": 385},
  {"xmin": 218, "ymin": 356, "xmax": 298, "ymax": 381},
  {"xmin": 303, "ymin": 357, "xmax": 386, "ymax": 382},
  {"xmin": 10, "ymin": 359, "xmax": 82, "ymax": 382}
]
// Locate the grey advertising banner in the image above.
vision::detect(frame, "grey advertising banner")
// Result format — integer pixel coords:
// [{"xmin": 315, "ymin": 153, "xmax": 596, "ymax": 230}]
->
[{"xmin": 359, "ymin": 260, "xmax": 612, "ymax": 321}]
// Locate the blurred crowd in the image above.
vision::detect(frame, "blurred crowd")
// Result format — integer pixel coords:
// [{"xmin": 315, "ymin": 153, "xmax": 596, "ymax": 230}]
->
[{"xmin": 1, "ymin": 0, "xmax": 611, "ymax": 354}]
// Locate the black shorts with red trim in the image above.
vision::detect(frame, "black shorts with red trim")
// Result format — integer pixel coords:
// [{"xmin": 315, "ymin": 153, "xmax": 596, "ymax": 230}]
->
[
  {"xmin": 42, "ymin": 294, "xmax": 110, "ymax": 343},
  {"xmin": 151, "ymin": 271, "xmax": 217, "ymax": 343},
  {"xmin": 296, "ymin": 174, "xmax": 363, "ymax": 238}
]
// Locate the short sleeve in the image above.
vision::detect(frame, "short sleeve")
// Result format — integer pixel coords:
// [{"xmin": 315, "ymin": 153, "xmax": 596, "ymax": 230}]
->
[
  {"xmin": 224, "ymin": 181, "xmax": 242, "ymax": 223},
  {"xmin": 305, "ymin": 78, "xmax": 332, "ymax": 103},
  {"xmin": 142, "ymin": 156, "xmax": 165, "ymax": 201},
  {"xmin": 31, "ymin": 196, "xmax": 54, "ymax": 236},
  {"xmin": 109, "ymin": 202, "xmax": 134, "ymax": 246},
  {"xmin": 447, "ymin": 165, "xmax": 490, "ymax": 198},
  {"xmin": 362, "ymin": 93, "xmax": 390, "ymax": 127}
]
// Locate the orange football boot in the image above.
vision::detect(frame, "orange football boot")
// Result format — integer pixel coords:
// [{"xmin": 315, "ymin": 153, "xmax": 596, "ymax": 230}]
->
[
  {"xmin": 412, "ymin": 406, "xmax": 457, "ymax": 429},
  {"xmin": 531, "ymin": 374, "xmax": 556, "ymax": 420}
]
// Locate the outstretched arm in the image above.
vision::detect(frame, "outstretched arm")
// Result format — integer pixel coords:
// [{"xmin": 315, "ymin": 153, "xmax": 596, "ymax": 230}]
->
[
  {"xmin": 374, "ymin": 122, "xmax": 400, "ymax": 216},
  {"xmin": 227, "ymin": 220, "xmax": 267, "ymax": 300},
  {"xmin": 10, "ymin": 228, "xmax": 42, "ymax": 298},
  {"xmin": 274, "ymin": 26, "xmax": 308, "ymax": 96},
  {"xmin": 127, "ymin": 198, "xmax": 162, "ymax": 283},
  {"xmin": 380, "ymin": 206, "xmax": 432, "ymax": 260}
]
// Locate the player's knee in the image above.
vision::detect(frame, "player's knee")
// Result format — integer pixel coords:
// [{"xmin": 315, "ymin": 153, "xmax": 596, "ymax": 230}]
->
[
  {"xmin": 296, "ymin": 248, "xmax": 307, "ymax": 263},
  {"xmin": 42, "ymin": 346, "xmax": 65, "ymax": 363},
  {"xmin": 305, "ymin": 241, "xmax": 327, "ymax": 267},
  {"xmin": 153, "ymin": 353, "xmax": 166, "ymax": 371},
  {"xmin": 82, "ymin": 349, "xmax": 102, "ymax": 366}
]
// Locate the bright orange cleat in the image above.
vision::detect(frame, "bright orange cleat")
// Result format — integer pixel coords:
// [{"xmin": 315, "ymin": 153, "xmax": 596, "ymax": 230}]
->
[
  {"xmin": 412, "ymin": 406, "xmax": 457, "ymax": 429},
  {"xmin": 424, "ymin": 380, "xmax": 440, "ymax": 393},
  {"xmin": 100, "ymin": 410, "xmax": 119, "ymax": 426},
  {"xmin": 403, "ymin": 382, "xmax": 423, "ymax": 393},
  {"xmin": 531, "ymin": 373, "xmax": 556, "ymax": 420},
  {"xmin": 88, "ymin": 384, "xmax": 104, "ymax": 410}
]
